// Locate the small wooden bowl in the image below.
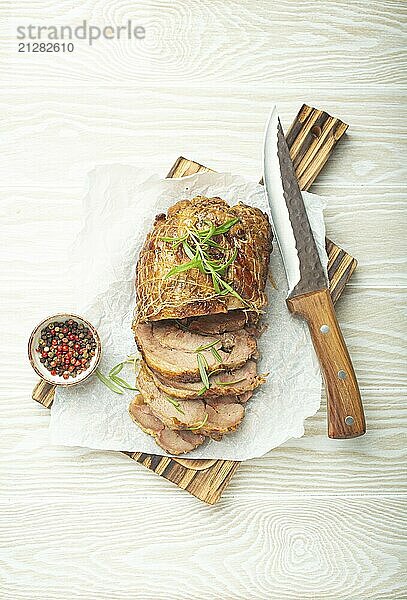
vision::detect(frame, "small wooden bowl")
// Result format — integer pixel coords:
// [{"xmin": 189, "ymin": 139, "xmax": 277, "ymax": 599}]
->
[{"xmin": 28, "ymin": 313, "xmax": 101, "ymax": 387}]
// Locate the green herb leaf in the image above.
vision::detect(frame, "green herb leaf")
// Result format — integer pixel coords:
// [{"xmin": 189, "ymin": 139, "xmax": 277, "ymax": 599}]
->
[
  {"xmin": 164, "ymin": 259, "xmax": 200, "ymax": 280},
  {"xmin": 197, "ymin": 353, "xmax": 210, "ymax": 389},
  {"xmin": 159, "ymin": 235, "xmax": 186, "ymax": 243},
  {"xmin": 205, "ymin": 239, "xmax": 223, "ymax": 249},
  {"xmin": 216, "ymin": 377, "xmax": 246, "ymax": 387},
  {"xmin": 201, "ymin": 352, "xmax": 209, "ymax": 369},
  {"xmin": 195, "ymin": 339, "xmax": 221, "ymax": 352},
  {"xmin": 165, "ymin": 396, "xmax": 185, "ymax": 414},
  {"xmin": 197, "ymin": 386, "xmax": 207, "ymax": 396},
  {"xmin": 201, "ymin": 222, "xmax": 216, "ymax": 243},
  {"xmin": 211, "ymin": 272, "xmax": 221, "ymax": 293},
  {"xmin": 218, "ymin": 277, "xmax": 247, "ymax": 305},
  {"xmin": 208, "ymin": 367, "xmax": 223, "ymax": 377},
  {"xmin": 160, "ymin": 217, "xmax": 246, "ymax": 305},
  {"xmin": 187, "ymin": 413, "xmax": 209, "ymax": 431},
  {"xmin": 182, "ymin": 239, "xmax": 196, "ymax": 260},
  {"xmin": 110, "ymin": 375, "xmax": 138, "ymax": 391},
  {"xmin": 212, "ymin": 217, "xmax": 240, "ymax": 236},
  {"xmin": 125, "ymin": 354, "xmax": 140, "ymax": 373},
  {"xmin": 96, "ymin": 369, "xmax": 124, "ymax": 394},
  {"xmin": 211, "ymin": 347, "xmax": 223, "ymax": 363},
  {"xmin": 215, "ymin": 247, "xmax": 238, "ymax": 273},
  {"xmin": 109, "ymin": 362, "xmax": 124, "ymax": 377}
]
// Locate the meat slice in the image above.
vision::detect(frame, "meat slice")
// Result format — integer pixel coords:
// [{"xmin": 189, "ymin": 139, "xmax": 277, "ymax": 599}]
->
[
  {"xmin": 201, "ymin": 398, "xmax": 245, "ymax": 436},
  {"xmin": 129, "ymin": 396, "xmax": 205, "ymax": 455},
  {"xmin": 205, "ymin": 392, "xmax": 253, "ymax": 404},
  {"xmin": 138, "ymin": 366, "xmax": 246, "ymax": 436},
  {"xmin": 149, "ymin": 359, "xmax": 264, "ymax": 400},
  {"xmin": 135, "ymin": 196, "xmax": 272, "ymax": 323},
  {"xmin": 134, "ymin": 321, "xmax": 257, "ymax": 382},
  {"xmin": 156, "ymin": 429, "xmax": 206, "ymax": 455},
  {"xmin": 137, "ymin": 365, "xmax": 207, "ymax": 429},
  {"xmin": 129, "ymin": 395, "xmax": 164, "ymax": 435},
  {"xmin": 237, "ymin": 391, "xmax": 253, "ymax": 403},
  {"xmin": 184, "ymin": 311, "xmax": 247, "ymax": 335}
]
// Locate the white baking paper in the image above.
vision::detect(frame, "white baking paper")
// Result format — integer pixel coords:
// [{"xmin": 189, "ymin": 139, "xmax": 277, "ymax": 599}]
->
[{"xmin": 49, "ymin": 166, "xmax": 327, "ymax": 460}]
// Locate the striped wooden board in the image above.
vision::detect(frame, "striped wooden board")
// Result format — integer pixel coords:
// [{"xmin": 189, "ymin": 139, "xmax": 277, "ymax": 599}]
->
[{"xmin": 32, "ymin": 105, "xmax": 357, "ymax": 504}]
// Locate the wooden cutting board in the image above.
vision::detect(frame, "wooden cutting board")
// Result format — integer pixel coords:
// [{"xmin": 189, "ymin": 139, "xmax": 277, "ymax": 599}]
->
[{"xmin": 32, "ymin": 105, "xmax": 356, "ymax": 504}]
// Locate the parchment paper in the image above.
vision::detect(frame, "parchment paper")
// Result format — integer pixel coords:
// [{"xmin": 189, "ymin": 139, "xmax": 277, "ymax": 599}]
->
[{"xmin": 49, "ymin": 166, "xmax": 327, "ymax": 460}]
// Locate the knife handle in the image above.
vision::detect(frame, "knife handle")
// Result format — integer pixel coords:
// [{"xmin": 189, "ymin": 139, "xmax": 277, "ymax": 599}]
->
[{"xmin": 287, "ymin": 288, "xmax": 365, "ymax": 439}]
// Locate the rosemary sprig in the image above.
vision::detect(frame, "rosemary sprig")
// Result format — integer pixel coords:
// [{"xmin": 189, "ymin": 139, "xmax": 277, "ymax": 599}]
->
[
  {"xmin": 194, "ymin": 339, "xmax": 221, "ymax": 352},
  {"xmin": 215, "ymin": 277, "xmax": 245, "ymax": 303},
  {"xmin": 187, "ymin": 413, "xmax": 209, "ymax": 431},
  {"xmin": 211, "ymin": 347, "xmax": 222, "ymax": 363},
  {"xmin": 208, "ymin": 367, "xmax": 224, "ymax": 377},
  {"xmin": 215, "ymin": 247, "xmax": 238, "ymax": 273},
  {"xmin": 164, "ymin": 258, "xmax": 201, "ymax": 280},
  {"xmin": 193, "ymin": 338, "xmax": 224, "ymax": 390},
  {"xmin": 125, "ymin": 354, "xmax": 140, "ymax": 373},
  {"xmin": 159, "ymin": 234, "xmax": 188, "ymax": 244},
  {"xmin": 160, "ymin": 217, "xmax": 247, "ymax": 305},
  {"xmin": 210, "ymin": 217, "xmax": 240, "ymax": 235},
  {"xmin": 109, "ymin": 363, "xmax": 123, "ymax": 377},
  {"xmin": 96, "ymin": 355, "xmax": 139, "ymax": 394},
  {"xmin": 110, "ymin": 375, "xmax": 138, "ymax": 391},
  {"xmin": 165, "ymin": 396, "xmax": 185, "ymax": 414},
  {"xmin": 182, "ymin": 239, "xmax": 196, "ymax": 260},
  {"xmin": 216, "ymin": 377, "xmax": 246, "ymax": 387},
  {"xmin": 192, "ymin": 217, "xmax": 239, "ymax": 238},
  {"xmin": 205, "ymin": 239, "xmax": 223, "ymax": 249},
  {"xmin": 96, "ymin": 369, "xmax": 124, "ymax": 394},
  {"xmin": 196, "ymin": 352, "xmax": 210, "ymax": 389}
]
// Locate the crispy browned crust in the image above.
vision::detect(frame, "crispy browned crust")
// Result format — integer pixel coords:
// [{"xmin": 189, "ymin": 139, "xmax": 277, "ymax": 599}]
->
[{"xmin": 134, "ymin": 196, "xmax": 272, "ymax": 323}]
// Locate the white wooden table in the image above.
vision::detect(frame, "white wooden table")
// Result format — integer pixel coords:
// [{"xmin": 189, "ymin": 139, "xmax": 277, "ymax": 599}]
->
[{"xmin": 1, "ymin": 2, "xmax": 406, "ymax": 598}]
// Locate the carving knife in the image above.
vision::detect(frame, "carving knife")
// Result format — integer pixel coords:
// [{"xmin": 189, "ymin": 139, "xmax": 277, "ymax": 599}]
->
[{"xmin": 263, "ymin": 106, "xmax": 365, "ymax": 439}]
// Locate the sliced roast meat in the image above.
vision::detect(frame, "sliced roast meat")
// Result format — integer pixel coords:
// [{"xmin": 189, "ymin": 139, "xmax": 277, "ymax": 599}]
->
[
  {"xmin": 137, "ymin": 365, "xmax": 207, "ymax": 429},
  {"xmin": 184, "ymin": 311, "xmax": 247, "ymax": 335},
  {"xmin": 131, "ymin": 193, "xmax": 273, "ymax": 455},
  {"xmin": 138, "ymin": 365, "xmax": 246, "ymax": 436},
  {"xmin": 156, "ymin": 428, "xmax": 206, "ymax": 455},
  {"xmin": 129, "ymin": 395, "xmax": 164, "ymax": 435},
  {"xmin": 149, "ymin": 359, "xmax": 264, "ymax": 400},
  {"xmin": 237, "ymin": 390, "xmax": 253, "ymax": 403},
  {"xmin": 205, "ymin": 392, "xmax": 253, "ymax": 405},
  {"xmin": 201, "ymin": 398, "xmax": 245, "ymax": 436},
  {"xmin": 134, "ymin": 321, "xmax": 257, "ymax": 382},
  {"xmin": 129, "ymin": 396, "xmax": 205, "ymax": 455}
]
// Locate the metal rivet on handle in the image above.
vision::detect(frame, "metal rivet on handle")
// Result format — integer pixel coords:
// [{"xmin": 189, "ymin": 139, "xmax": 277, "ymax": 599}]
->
[
  {"xmin": 338, "ymin": 370, "xmax": 347, "ymax": 380},
  {"xmin": 320, "ymin": 324, "xmax": 330, "ymax": 334},
  {"xmin": 345, "ymin": 415, "xmax": 354, "ymax": 426}
]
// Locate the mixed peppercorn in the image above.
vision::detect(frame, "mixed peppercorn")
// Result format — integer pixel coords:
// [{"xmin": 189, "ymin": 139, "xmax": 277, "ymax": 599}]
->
[{"xmin": 36, "ymin": 319, "xmax": 97, "ymax": 380}]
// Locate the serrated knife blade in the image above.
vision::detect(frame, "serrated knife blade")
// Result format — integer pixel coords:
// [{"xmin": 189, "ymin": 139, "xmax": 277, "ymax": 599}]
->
[
  {"xmin": 263, "ymin": 105, "xmax": 327, "ymax": 297},
  {"xmin": 263, "ymin": 105, "xmax": 365, "ymax": 439}
]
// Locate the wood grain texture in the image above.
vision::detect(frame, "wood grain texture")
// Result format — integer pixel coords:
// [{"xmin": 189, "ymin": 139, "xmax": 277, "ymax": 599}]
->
[
  {"xmin": 1, "ymin": 0, "xmax": 406, "ymax": 597},
  {"xmin": 287, "ymin": 288, "xmax": 365, "ymax": 438},
  {"xmin": 2, "ymin": 1, "xmax": 406, "ymax": 87},
  {"xmin": 286, "ymin": 104, "xmax": 348, "ymax": 190},
  {"xmin": 1, "ymin": 497, "xmax": 406, "ymax": 600}
]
